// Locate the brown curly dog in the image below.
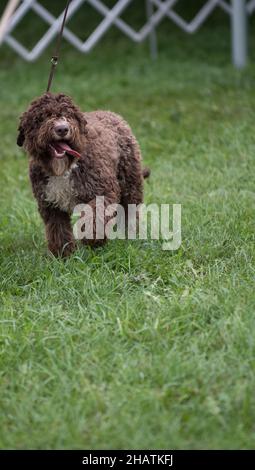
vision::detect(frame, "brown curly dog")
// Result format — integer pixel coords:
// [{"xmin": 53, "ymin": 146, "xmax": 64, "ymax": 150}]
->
[{"xmin": 17, "ymin": 93, "xmax": 150, "ymax": 257}]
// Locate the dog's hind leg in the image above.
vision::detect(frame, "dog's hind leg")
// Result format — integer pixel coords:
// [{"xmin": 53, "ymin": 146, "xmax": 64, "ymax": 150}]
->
[{"xmin": 118, "ymin": 140, "xmax": 144, "ymax": 236}]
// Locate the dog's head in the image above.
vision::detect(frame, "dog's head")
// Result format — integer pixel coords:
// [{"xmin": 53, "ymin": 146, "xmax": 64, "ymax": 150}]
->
[{"xmin": 17, "ymin": 93, "xmax": 87, "ymax": 175}]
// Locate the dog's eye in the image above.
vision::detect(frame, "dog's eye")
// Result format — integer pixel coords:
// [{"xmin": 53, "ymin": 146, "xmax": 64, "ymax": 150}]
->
[{"xmin": 35, "ymin": 115, "xmax": 43, "ymax": 125}]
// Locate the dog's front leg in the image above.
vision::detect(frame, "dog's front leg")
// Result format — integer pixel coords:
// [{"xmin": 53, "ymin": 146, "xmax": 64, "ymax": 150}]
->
[{"xmin": 41, "ymin": 207, "xmax": 75, "ymax": 257}]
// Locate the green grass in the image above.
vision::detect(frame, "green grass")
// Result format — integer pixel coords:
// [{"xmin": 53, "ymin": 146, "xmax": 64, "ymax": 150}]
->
[{"xmin": 0, "ymin": 1, "xmax": 255, "ymax": 449}]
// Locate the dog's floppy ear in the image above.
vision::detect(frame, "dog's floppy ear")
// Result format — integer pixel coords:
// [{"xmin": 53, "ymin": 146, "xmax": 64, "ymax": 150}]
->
[{"xmin": 17, "ymin": 126, "xmax": 25, "ymax": 147}]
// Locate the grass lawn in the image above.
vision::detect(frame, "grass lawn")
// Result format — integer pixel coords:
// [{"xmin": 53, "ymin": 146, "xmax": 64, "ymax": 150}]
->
[{"xmin": 0, "ymin": 1, "xmax": 255, "ymax": 449}]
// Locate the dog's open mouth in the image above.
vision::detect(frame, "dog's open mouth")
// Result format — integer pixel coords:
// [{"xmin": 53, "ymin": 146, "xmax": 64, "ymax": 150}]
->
[{"xmin": 49, "ymin": 141, "xmax": 81, "ymax": 159}]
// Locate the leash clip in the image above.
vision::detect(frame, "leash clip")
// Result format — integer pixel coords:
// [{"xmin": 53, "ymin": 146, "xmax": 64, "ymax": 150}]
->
[{"xmin": 51, "ymin": 56, "xmax": 58, "ymax": 66}]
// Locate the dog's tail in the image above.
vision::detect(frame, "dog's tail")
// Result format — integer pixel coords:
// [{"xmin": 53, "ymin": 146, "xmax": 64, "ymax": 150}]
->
[{"xmin": 143, "ymin": 167, "xmax": 151, "ymax": 179}]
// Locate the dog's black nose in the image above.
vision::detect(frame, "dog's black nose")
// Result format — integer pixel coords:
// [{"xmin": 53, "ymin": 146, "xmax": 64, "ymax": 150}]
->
[{"xmin": 55, "ymin": 124, "xmax": 69, "ymax": 137}]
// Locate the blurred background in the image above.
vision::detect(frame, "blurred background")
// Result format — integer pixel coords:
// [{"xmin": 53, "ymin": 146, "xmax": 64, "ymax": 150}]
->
[{"xmin": 0, "ymin": 0, "xmax": 253, "ymax": 66}]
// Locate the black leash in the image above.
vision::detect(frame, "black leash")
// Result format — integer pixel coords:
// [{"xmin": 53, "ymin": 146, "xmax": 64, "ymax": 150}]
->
[{"xmin": 46, "ymin": 0, "xmax": 71, "ymax": 93}]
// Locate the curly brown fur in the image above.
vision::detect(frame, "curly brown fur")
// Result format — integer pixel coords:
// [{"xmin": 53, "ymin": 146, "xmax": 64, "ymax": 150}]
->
[{"xmin": 17, "ymin": 93, "xmax": 149, "ymax": 257}]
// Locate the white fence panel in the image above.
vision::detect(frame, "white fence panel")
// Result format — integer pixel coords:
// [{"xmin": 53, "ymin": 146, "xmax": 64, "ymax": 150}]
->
[{"xmin": 0, "ymin": 0, "xmax": 253, "ymax": 67}]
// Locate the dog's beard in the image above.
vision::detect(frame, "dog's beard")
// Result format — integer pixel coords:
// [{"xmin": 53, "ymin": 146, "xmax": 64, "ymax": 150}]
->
[
  {"xmin": 51, "ymin": 156, "xmax": 70, "ymax": 176},
  {"xmin": 47, "ymin": 140, "xmax": 81, "ymax": 176}
]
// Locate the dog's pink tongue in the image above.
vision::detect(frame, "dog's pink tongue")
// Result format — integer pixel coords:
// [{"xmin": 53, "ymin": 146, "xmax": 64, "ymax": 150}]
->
[{"xmin": 58, "ymin": 142, "xmax": 81, "ymax": 159}]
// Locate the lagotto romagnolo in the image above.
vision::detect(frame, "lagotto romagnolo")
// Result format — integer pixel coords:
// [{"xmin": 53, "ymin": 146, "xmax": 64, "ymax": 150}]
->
[{"xmin": 17, "ymin": 93, "xmax": 150, "ymax": 257}]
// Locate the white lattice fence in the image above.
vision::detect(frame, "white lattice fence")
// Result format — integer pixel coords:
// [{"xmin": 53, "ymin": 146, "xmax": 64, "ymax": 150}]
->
[{"xmin": 1, "ymin": 0, "xmax": 254, "ymax": 66}]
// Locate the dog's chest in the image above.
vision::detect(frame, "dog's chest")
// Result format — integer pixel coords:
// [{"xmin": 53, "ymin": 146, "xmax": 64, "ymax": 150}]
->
[{"xmin": 44, "ymin": 170, "xmax": 77, "ymax": 213}]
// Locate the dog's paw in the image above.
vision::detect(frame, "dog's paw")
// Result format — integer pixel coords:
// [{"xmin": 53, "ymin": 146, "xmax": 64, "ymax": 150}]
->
[
  {"xmin": 48, "ymin": 240, "xmax": 76, "ymax": 258},
  {"xmin": 81, "ymin": 238, "xmax": 107, "ymax": 249}
]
